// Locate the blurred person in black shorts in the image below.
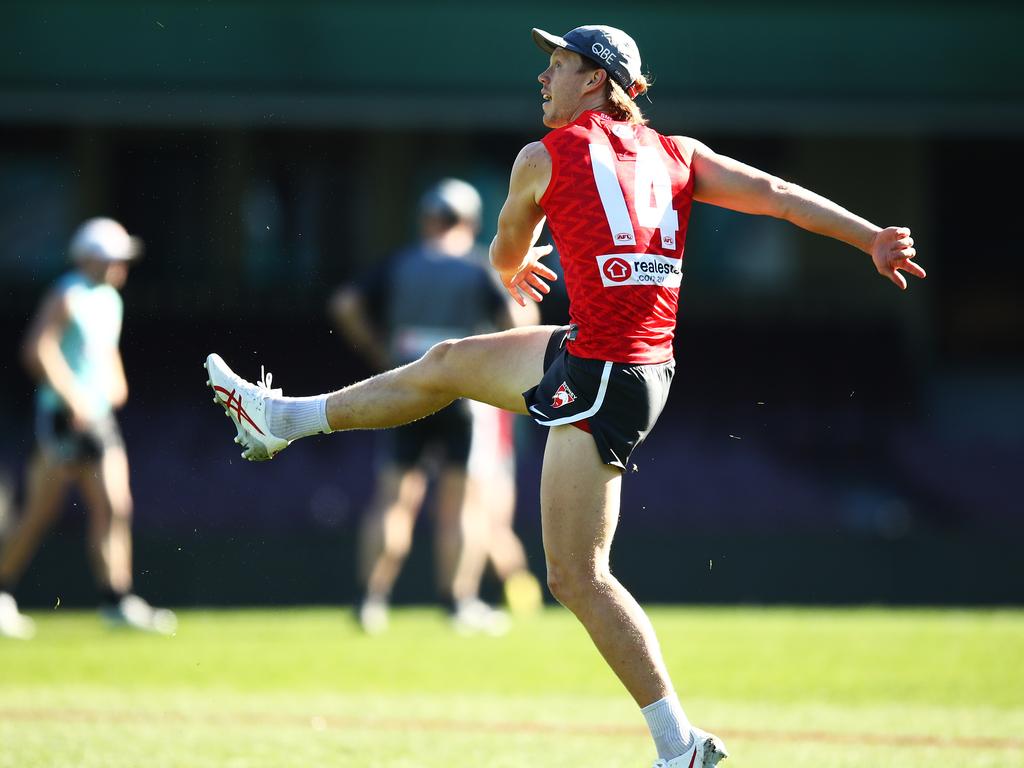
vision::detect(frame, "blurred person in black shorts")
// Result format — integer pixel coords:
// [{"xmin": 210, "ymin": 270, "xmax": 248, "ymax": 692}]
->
[
  {"xmin": 330, "ymin": 178, "xmax": 535, "ymax": 634},
  {"xmin": 0, "ymin": 218, "xmax": 176, "ymax": 639}
]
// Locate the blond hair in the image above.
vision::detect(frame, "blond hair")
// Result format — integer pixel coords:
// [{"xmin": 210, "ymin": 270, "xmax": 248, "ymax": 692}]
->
[
  {"xmin": 576, "ymin": 57, "xmax": 649, "ymax": 125},
  {"xmin": 604, "ymin": 76, "xmax": 649, "ymax": 125}
]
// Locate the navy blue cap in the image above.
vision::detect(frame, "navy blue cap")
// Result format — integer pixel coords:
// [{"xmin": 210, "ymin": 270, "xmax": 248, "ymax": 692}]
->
[{"xmin": 532, "ymin": 25, "xmax": 646, "ymax": 99}]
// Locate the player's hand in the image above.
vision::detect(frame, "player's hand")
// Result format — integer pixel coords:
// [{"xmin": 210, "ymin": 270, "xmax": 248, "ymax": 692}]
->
[
  {"xmin": 499, "ymin": 245, "xmax": 558, "ymax": 306},
  {"xmin": 871, "ymin": 226, "xmax": 926, "ymax": 290}
]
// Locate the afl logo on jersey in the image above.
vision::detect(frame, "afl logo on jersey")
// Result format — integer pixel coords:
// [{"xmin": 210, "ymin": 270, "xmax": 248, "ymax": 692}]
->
[{"xmin": 602, "ymin": 257, "xmax": 632, "ymax": 283}]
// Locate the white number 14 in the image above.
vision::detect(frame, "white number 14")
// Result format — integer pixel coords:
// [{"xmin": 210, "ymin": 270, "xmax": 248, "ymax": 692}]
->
[{"xmin": 589, "ymin": 143, "xmax": 679, "ymax": 250}]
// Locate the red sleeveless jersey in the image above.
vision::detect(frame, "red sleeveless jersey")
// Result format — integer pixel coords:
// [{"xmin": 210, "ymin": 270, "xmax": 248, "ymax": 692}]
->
[{"xmin": 540, "ymin": 111, "xmax": 694, "ymax": 364}]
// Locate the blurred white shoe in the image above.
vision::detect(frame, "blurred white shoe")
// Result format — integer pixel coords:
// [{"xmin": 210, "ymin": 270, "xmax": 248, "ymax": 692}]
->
[
  {"xmin": 652, "ymin": 727, "xmax": 729, "ymax": 768},
  {"xmin": 101, "ymin": 594, "xmax": 177, "ymax": 635},
  {"xmin": 452, "ymin": 598, "xmax": 510, "ymax": 636},
  {"xmin": 205, "ymin": 353, "xmax": 289, "ymax": 461},
  {"xmin": 358, "ymin": 596, "xmax": 389, "ymax": 635},
  {"xmin": 0, "ymin": 591, "xmax": 36, "ymax": 640}
]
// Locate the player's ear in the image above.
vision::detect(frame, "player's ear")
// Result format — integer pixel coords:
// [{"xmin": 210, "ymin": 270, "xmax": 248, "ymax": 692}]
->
[{"xmin": 583, "ymin": 66, "xmax": 607, "ymax": 95}]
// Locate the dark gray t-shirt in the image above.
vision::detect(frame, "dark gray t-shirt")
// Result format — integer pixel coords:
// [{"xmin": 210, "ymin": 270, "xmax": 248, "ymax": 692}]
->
[{"xmin": 361, "ymin": 243, "xmax": 506, "ymax": 365}]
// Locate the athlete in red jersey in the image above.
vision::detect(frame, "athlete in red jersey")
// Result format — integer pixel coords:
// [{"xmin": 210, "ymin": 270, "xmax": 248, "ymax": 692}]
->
[
  {"xmin": 205, "ymin": 24, "xmax": 925, "ymax": 768},
  {"xmin": 540, "ymin": 110, "xmax": 693, "ymax": 364}
]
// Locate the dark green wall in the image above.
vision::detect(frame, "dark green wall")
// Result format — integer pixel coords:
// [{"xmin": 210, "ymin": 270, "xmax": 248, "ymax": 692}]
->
[
  {"xmin": 14, "ymin": 529, "xmax": 1024, "ymax": 608},
  {"xmin": 4, "ymin": 2, "xmax": 1023, "ymax": 131}
]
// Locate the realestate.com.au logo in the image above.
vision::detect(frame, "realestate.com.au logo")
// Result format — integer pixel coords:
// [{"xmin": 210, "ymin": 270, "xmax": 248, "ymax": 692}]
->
[{"xmin": 597, "ymin": 254, "xmax": 682, "ymax": 288}]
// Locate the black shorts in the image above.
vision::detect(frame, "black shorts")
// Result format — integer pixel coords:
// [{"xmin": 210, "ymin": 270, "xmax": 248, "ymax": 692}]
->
[
  {"xmin": 35, "ymin": 408, "xmax": 124, "ymax": 464},
  {"xmin": 389, "ymin": 400, "xmax": 473, "ymax": 470},
  {"xmin": 523, "ymin": 326, "xmax": 674, "ymax": 470}
]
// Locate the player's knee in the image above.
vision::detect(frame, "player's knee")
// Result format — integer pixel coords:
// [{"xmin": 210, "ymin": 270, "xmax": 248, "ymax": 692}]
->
[
  {"xmin": 546, "ymin": 559, "xmax": 603, "ymax": 611},
  {"xmin": 545, "ymin": 567, "xmax": 569, "ymax": 607},
  {"xmin": 421, "ymin": 338, "xmax": 470, "ymax": 392},
  {"xmin": 422, "ymin": 339, "xmax": 458, "ymax": 372}
]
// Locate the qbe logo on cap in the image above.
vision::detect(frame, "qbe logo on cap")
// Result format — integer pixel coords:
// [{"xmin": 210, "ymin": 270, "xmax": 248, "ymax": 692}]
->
[{"xmin": 591, "ymin": 42, "xmax": 618, "ymax": 65}]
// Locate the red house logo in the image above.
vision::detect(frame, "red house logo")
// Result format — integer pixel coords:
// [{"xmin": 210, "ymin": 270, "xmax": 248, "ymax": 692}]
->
[{"xmin": 603, "ymin": 257, "xmax": 632, "ymax": 283}]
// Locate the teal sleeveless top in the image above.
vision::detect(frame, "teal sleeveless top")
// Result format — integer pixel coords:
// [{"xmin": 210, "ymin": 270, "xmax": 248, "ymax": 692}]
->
[{"xmin": 36, "ymin": 271, "xmax": 123, "ymax": 417}]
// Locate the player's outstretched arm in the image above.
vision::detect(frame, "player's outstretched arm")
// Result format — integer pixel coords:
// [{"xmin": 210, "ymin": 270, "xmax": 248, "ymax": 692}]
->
[
  {"xmin": 490, "ymin": 141, "xmax": 558, "ymax": 306},
  {"xmin": 684, "ymin": 137, "xmax": 926, "ymax": 290}
]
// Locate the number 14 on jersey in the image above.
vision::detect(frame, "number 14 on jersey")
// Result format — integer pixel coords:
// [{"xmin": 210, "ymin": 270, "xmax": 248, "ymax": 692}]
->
[{"xmin": 589, "ymin": 143, "xmax": 679, "ymax": 250}]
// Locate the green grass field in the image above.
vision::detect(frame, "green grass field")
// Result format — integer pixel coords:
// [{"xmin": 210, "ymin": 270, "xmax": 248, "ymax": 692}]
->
[{"xmin": 1, "ymin": 606, "xmax": 1022, "ymax": 767}]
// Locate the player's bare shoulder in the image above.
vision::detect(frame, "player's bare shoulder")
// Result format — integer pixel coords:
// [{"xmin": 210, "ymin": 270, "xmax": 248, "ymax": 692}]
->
[
  {"xmin": 514, "ymin": 140, "xmax": 552, "ymax": 171},
  {"xmin": 509, "ymin": 141, "xmax": 552, "ymax": 204},
  {"xmin": 666, "ymin": 135, "xmax": 706, "ymax": 166}
]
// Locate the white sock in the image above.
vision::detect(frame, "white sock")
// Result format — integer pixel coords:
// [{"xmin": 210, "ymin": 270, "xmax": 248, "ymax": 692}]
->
[
  {"xmin": 266, "ymin": 395, "xmax": 332, "ymax": 442},
  {"xmin": 641, "ymin": 695, "xmax": 694, "ymax": 761}
]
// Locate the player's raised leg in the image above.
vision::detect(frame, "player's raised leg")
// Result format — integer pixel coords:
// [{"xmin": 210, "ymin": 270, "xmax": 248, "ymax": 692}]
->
[
  {"xmin": 324, "ymin": 324, "xmax": 555, "ymax": 427},
  {"xmin": 205, "ymin": 325, "xmax": 557, "ymax": 461}
]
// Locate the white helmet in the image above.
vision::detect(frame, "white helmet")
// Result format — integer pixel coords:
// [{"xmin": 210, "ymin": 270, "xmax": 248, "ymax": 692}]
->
[{"xmin": 69, "ymin": 217, "xmax": 143, "ymax": 263}]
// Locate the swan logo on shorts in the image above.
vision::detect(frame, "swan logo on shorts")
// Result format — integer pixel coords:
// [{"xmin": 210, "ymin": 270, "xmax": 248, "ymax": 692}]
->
[{"xmin": 551, "ymin": 382, "xmax": 577, "ymax": 409}]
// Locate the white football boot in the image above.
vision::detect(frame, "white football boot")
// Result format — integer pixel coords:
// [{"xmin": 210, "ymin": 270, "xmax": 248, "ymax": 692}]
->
[
  {"xmin": 101, "ymin": 594, "xmax": 178, "ymax": 635},
  {"xmin": 205, "ymin": 353, "xmax": 289, "ymax": 461},
  {"xmin": 652, "ymin": 727, "xmax": 729, "ymax": 768},
  {"xmin": 0, "ymin": 591, "xmax": 36, "ymax": 640}
]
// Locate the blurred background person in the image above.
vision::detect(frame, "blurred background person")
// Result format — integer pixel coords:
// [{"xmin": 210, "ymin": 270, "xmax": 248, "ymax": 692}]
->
[
  {"xmin": 466, "ymin": 399, "xmax": 544, "ymax": 617},
  {"xmin": 0, "ymin": 218, "xmax": 176, "ymax": 639},
  {"xmin": 330, "ymin": 178, "xmax": 537, "ymax": 634}
]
